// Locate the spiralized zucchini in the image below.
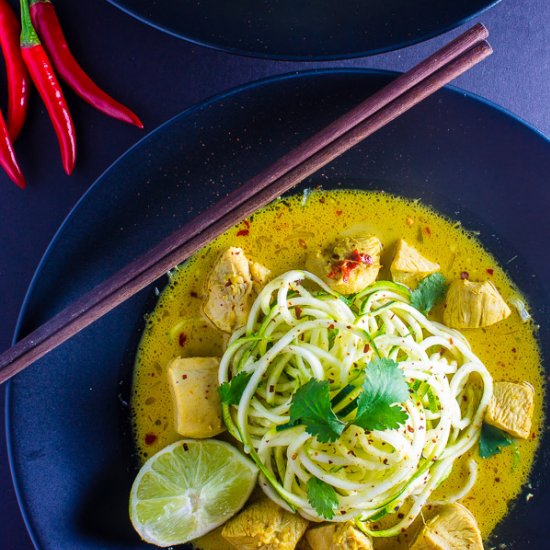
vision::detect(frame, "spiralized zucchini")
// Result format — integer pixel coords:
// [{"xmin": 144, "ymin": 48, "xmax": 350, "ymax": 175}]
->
[{"xmin": 218, "ymin": 270, "xmax": 493, "ymax": 536}]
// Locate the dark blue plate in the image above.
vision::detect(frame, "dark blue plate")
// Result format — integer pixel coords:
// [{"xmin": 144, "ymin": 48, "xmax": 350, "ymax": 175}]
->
[
  {"xmin": 105, "ymin": 0, "xmax": 502, "ymax": 60},
  {"xmin": 6, "ymin": 69, "xmax": 550, "ymax": 549}
]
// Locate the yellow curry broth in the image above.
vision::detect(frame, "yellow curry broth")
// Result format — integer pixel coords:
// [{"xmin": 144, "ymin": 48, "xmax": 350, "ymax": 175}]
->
[{"xmin": 132, "ymin": 189, "xmax": 543, "ymax": 546}]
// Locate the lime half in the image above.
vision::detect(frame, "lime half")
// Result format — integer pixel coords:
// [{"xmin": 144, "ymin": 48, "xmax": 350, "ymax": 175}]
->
[{"xmin": 129, "ymin": 439, "xmax": 258, "ymax": 547}]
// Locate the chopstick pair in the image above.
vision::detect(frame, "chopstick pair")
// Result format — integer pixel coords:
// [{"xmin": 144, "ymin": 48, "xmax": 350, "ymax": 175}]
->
[{"xmin": 0, "ymin": 24, "xmax": 492, "ymax": 384}]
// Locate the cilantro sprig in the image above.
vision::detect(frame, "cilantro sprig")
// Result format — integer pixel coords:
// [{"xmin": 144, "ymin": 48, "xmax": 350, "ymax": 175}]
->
[
  {"xmin": 307, "ymin": 476, "xmax": 338, "ymax": 519},
  {"xmin": 219, "ymin": 371, "xmax": 253, "ymax": 405},
  {"xmin": 410, "ymin": 272, "xmax": 447, "ymax": 314},
  {"xmin": 289, "ymin": 359, "xmax": 409, "ymax": 443},
  {"xmin": 353, "ymin": 358, "xmax": 409, "ymax": 431},
  {"xmin": 289, "ymin": 379, "xmax": 346, "ymax": 443},
  {"xmin": 479, "ymin": 423, "xmax": 514, "ymax": 458}
]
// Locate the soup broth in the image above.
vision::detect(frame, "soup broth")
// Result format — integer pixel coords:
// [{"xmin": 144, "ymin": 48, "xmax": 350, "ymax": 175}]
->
[{"xmin": 132, "ymin": 189, "xmax": 543, "ymax": 547}]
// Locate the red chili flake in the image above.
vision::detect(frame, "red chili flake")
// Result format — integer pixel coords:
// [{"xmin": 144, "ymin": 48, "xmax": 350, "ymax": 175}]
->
[
  {"xmin": 512, "ymin": 347, "xmax": 517, "ymax": 353},
  {"xmin": 363, "ymin": 344, "xmax": 370, "ymax": 353},
  {"xmin": 236, "ymin": 229, "xmax": 249, "ymax": 236},
  {"xmin": 243, "ymin": 220, "xmax": 250, "ymax": 228},
  {"xmin": 460, "ymin": 271, "xmax": 469, "ymax": 280},
  {"xmin": 328, "ymin": 324, "xmax": 335, "ymax": 330},
  {"xmin": 144, "ymin": 433, "xmax": 157, "ymax": 445},
  {"xmin": 182, "ymin": 374, "xmax": 188, "ymax": 380},
  {"xmin": 269, "ymin": 385, "xmax": 275, "ymax": 392},
  {"xmin": 225, "ymin": 279, "xmax": 232, "ymax": 287},
  {"xmin": 190, "ymin": 291, "xmax": 198, "ymax": 298},
  {"xmin": 295, "ymin": 306, "xmax": 303, "ymax": 319},
  {"xmin": 327, "ymin": 249, "xmax": 373, "ymax": 282},
  {"xmin": 183, "ymin": 442, "xmax": 189, "ymax": 451},
  {"xmin": 335, "ymin": 209, "xmax": 343, "ymax": 216},
  {"xmin": 423, "ymin": 226, "xmax": 431, "ymax": 236},
  {"xmin": 298, "ymin": 238, "xmax": 307, "ymax": 249},
  {"xmin": 487, "ymin": 268, "xmax": 494, "ymax": 275},
  {"xmin": 179, "ymin": 333, "xmax": 187, "ymax": 347},
  {"xmin": 407, "ymin": 425, "xmax": 415, "ymax": 433}
]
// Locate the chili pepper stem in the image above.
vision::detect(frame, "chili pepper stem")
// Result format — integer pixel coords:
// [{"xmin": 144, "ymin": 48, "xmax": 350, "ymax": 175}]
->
[
  {"xmin": 0, "ymin": 0, "xmax": 30, "ymax": 141},
  {"xmin": 20, "ymin": 0, "xmax": 39, "ymax": 46}
]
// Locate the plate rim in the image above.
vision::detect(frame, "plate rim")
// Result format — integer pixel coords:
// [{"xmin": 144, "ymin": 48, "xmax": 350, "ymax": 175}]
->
[
  {"xmin": 6, "ymin": 66, "xmax": 550, "ymax": 549},
  {"xmin": 105, "ymin": 0, "xmax": 503, "ymax": 61}
]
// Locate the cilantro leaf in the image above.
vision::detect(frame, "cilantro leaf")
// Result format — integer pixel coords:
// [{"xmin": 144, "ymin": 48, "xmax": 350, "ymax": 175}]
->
[
  {"xmin": 479, "ymin": 423, "xmax": 514, "ymax": 458},
  {"xmin": 290, "ymin": 379, "xmax": 345, "ymax": 443},
  {"xmin": 218, "ymin": 371, "xmax": 253, "ymax": 405},
  {"xmin": 353, "ymin": 358, "xmax": 409, "ymax": 431},
  {"xmin": 307, "ymin": 476, "xmax": 338, "ymax": 519},
  {"xmin": 410, "ymin": 272, "xmax": 447, "ymax": 315}
]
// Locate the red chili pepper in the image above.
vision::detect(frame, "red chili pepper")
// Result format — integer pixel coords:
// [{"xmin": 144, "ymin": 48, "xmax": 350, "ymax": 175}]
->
[
  {"xmin": 0, "ymin": 0, "xmax": 30, "ymax": 140},
  {"xmin": 0, "ymin": 108, "xmax": 26, "ymax": 188},
  {"xmin": 30, "ymin": 0, "xmax": 143, "ymax": 129},
  {"xmin": 20, "ymin": 0, "xmax": 76, "ymax": 174}
]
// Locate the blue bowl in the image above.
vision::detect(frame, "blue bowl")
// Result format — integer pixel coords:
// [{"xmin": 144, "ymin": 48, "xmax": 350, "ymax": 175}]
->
[
  {"xmin": 106, "ymin": 0, "xmax": 502, "ymax": 60},
  {"xmin": 7, "ymin": 69, "xmax": 550, "ymax": 548}
]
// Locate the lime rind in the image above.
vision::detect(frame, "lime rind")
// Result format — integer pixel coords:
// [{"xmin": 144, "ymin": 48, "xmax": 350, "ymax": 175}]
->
[{"xmin": 130, "ymin": 439, "xmax": 258, "ymax": 547}]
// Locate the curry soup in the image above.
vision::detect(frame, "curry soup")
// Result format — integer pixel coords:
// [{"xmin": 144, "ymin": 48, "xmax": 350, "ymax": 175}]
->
[{"xmin": 131, "ymin": 189, "xmax": 543, "ymax": 547}]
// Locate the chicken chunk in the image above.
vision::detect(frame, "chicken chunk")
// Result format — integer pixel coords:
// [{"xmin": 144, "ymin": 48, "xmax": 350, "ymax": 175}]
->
[
  {"xmin": 203, "ymin": 247, "xmax": 270, "ymax": 333},
  {"xmin": 306, "ymin": 235, "xmax": 382, "ymax": 295},
  {"xmin": 221, "ymin": 498, "xmax": 309, "ymax": 550},
  {"xmin": 250, "ymin": 260, "xmax": 271, "ymax": 293},
  {"xmin": 167, "ymin": 356, "xmax": 224, "ymax": 438},
  {"xmin": 390, "ymin": 239, "xmax": 440, "ymax": 288},
  {"xmin": 485, "ymin": 381, "xmax": 534, "ymax": 439},
  {"xmin": 305, "ymin": 522, "xmax": 373, "ymax": 550},
  {"xmin": 443, "ymin": 279, "xmax": 511, "ymax": 329},
  {"xmin": 410, "ymin": 503, "xmax": 482, "ymax": 550}
]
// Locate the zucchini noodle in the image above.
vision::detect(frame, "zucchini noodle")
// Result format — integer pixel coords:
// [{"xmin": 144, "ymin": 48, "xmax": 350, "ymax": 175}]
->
[{"xmin": 218, "ymin": 270, "xmax": 493, "ymax": 535}]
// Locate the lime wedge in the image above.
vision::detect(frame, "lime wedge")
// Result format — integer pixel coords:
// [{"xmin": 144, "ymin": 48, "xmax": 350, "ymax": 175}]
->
[{"xmin": 129, "ymin": 439, "xmax": 258, "ymax": 547}]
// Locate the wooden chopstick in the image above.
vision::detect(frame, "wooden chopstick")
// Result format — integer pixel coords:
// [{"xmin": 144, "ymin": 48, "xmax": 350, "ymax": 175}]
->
[{"xmin": 0, "ymin": 25, "xmax": 492, "ymax": 384}]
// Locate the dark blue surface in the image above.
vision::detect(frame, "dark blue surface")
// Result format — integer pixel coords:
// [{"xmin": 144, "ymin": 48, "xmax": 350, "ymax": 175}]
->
[
  {"xmin": 1, "ymin": 0, "xmax": 550, "ymax": 548},
  {"xmin": 106, "ymin": 0, "xmax": 501, "ymax": 60},
  {"xmin": 5, "ymin": 69, "xmax": 550, "ymax": 549}
]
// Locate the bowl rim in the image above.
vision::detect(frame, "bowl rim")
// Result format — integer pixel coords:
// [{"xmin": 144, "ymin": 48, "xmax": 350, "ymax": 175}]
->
[
  {"xmin": 104, "ymin": 0, "xmax": 503, "ymax": 61},
  {"xmin": 6, "ymin": 66, "xmax": 549, "ymax": 549}
]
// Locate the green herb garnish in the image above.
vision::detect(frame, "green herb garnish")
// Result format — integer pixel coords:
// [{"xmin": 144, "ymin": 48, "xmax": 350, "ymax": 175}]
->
[
  {"xmin": 410, "ymin": 272, "xmax": 447, "ymax": 314},
  {"xmin": 289, "ymin": 379, "xmax": 345, "ymax": 443},
  {"xmin": 307, "ymin": 476, "xmax": 338, "ymax": 519},
  {"xmin": 479, "ymin": 423, "xmax": 513, "ymax": 458},
  {"xmin": 219, "ymin": 371, "xmax": 253, "ymax": 405},
  {"xmin": 352, "ymin": 358, "xmax": 409, "ymax": 431}
]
